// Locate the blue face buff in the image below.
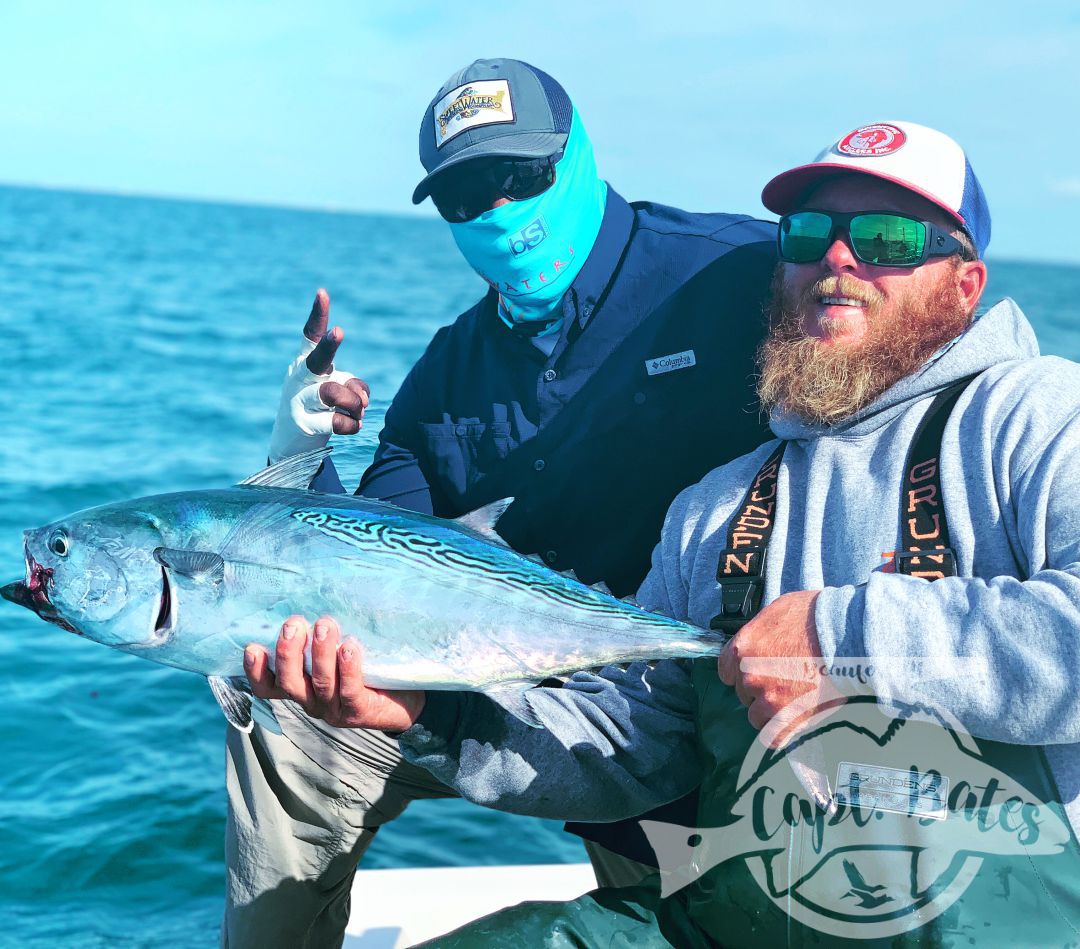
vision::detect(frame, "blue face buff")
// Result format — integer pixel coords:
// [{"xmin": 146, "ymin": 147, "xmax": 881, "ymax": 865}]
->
[{"xmin": 449, "ymin": 109, "xmax": 608, "ymax": 337}]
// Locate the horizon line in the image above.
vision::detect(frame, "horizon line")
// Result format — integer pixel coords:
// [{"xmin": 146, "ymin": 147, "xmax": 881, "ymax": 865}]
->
[
  {"xmin": 0, "ymin": 179, "xmax": 1076, "ymax": 269},
  {"xmin": 0, "ymin": 177, "xmax": 434, "ymax": 223}
]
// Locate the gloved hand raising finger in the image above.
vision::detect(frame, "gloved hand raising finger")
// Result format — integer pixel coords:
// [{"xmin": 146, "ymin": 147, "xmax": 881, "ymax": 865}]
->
[{"xmin": 268, "ymin": 289, "xmax": 370, "ymax": 462}]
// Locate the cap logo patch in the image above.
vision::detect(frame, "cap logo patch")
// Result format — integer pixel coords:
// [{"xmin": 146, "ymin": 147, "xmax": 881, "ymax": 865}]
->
[
  {"xmin": 434, "ymin": 79, "xmax": 514, "ymax": 148},
  {"xmin": 838, "ymin": 123, "xmax": 907, "ymax": 157}
]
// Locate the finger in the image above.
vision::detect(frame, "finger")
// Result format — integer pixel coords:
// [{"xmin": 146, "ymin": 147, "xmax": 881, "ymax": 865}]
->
[
  {"xmin": 345, "ymin": 377, "xmax": 371, "ymax": 408},
  {"xmin": 309, "ymin": 616, "xmax": 341, "ymax": 711},
  {"xmin": 747, "ymin": 697, "xmax": 778, "ymax": 731},
  {"xmin": 306, "ymin": 326, "xmax": 343, "ymax": 376},
  {"xmin": 319, "ymin": 380, "xmax": 366, "ymax": 418},
  {"xmin": 336, "ymin": 638, "xmax": 370, "ymax": 723},
  {"xmin": 245, "ymin": 645, "xmax": 286, "ymax": 699},
  {"xmin": 332, "ymin": 414, "xmax": 361, "ymax": 435},
  {"xmin": 733, "ymin": 674, "xmax": 755, "ymax": 710},
  {"xmin": 302, "ymin": 289, "xmax": 330, "ymax": 343},
  {"xmin": 275, "ymin": 616, "xmax": 315, "ymax": 704},
  {"xmin": 718, "ymin": 640, "xmax": 739, "ymax": 686}
]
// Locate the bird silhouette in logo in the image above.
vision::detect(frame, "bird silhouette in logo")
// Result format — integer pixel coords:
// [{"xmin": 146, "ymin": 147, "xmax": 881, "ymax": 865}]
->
[{"xmin": 840, "ymin": 859, "xmax": 894, "ymax": 909}]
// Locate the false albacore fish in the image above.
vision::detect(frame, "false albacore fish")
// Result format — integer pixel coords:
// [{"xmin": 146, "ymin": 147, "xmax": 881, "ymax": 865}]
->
[{"xmin": 2, "ymin": 449, "xmax": 729, "ymax": 733}]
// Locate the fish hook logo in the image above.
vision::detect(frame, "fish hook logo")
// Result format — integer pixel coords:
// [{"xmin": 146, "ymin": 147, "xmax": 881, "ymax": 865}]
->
[{"xmin": 640, "ymin": 694, "xmax": 1071, "ymax": 940}]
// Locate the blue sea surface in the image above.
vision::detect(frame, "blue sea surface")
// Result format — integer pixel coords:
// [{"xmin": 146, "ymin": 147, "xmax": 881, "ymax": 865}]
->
[{"xmin": 1, "ymin": 185, "xmax": 1079, "ymax": 946}]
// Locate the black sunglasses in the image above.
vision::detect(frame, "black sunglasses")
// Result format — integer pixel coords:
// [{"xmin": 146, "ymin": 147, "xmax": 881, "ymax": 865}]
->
[
  {"xmin": 778, "ymin": 210, "xmax": 967, "ymax": 268},
  {"xmin": 429, "ymin": 154, "xmax": 561, "ymax": 223}
]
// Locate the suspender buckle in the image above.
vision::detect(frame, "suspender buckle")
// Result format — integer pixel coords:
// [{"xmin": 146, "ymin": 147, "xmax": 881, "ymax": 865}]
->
[
  {"xmin": 709, "ymin": 575, "xmax": 765, "ymax": 634},
  {"xmin": 894, "ymin": 548, "xmax": 958, "ymax": 579}
]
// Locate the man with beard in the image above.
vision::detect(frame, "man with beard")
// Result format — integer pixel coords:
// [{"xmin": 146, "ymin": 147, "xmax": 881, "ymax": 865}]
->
[
  {"xmin": 259, "ymin": 121, "xmax": 1080, "ymax": 945},
  {"xmin": 228, "ymin": 59, "xmax": 777, "ymax": 947}
]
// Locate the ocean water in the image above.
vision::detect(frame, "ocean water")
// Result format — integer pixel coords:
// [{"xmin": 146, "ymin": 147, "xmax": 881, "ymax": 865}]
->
[{"xmin": 1, "ymin": 184, "xmax": 1078, "ymax": 947}]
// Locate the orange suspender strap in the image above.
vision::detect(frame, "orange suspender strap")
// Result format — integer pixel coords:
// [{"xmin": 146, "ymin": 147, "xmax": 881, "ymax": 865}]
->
[
  {"xmin": 894, "ymin": 375, "xmax": 979, "ymax": 580},
  {"xmin": 709, "ymin": 441, "xmax": 786, "ymax": 634},
  {"xmin": 708, "ymin": 374, "xmax": 980, "ymax": 633}
]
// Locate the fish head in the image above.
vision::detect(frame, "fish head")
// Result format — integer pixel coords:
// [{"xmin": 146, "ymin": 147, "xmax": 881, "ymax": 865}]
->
[{"xmin": 2, "ymin": 507, "xmax": 170, "ymax": 647}]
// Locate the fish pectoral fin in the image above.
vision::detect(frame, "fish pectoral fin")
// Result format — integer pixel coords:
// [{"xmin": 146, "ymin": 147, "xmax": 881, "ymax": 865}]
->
[
  {"xmin": 249, "ymin": 693, "xmax": 284, "ymax": 735},
  {"xmin": 481, "ymin": 683, "xmax": 545, "ymax": 729},
  {"xmin": 208, "ymin": 676, "xmax": 283, "ymax": 735},
  {"xmin": 209, "ymin": 676, "xmax": 254, "ymax": 732},
  {"xmin": 238, "ymin": 447, "xmax": 332, "ymax": 490},
  {"xmin": 154, "ymin": 548, "xmax": 225, "ymax": 583},
  {"xmin": 453, "ymin": 498, "xmax": 515, "ymax": 547}
]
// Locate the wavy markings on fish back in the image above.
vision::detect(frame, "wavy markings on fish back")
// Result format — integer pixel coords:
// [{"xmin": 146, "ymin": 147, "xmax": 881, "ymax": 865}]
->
[{"xmin": 291, "ymin": 508, "xmax": 686, "ymax": 632}]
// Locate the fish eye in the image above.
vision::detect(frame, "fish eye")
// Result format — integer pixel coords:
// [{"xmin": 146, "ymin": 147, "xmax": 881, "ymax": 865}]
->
[{"xmin": 49, "ymin": 530, "xmax": 70, "ymax": 557}]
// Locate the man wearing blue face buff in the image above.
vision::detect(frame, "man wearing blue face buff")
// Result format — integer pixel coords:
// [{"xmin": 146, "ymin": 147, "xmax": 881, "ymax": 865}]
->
[
  {"xmin": 436, "ymin": 107, "xmax": 607, "ymax": 338},
  {"xmin": 225, "ymin": 59, "xmax": 778, "ymax": 948}
]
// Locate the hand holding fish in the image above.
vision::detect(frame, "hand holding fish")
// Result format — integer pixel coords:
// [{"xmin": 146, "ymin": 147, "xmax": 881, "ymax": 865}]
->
[
  {"xmin": 245, "ymin": 615, "xmax": 427, "ymax": 733},
  {"xmin": 268, "ymin": 289, "xmax": 371, "ymax": 462},
  {"xmin": 718, "ymin": 590, "xmax": 843, "ymax": 736}
]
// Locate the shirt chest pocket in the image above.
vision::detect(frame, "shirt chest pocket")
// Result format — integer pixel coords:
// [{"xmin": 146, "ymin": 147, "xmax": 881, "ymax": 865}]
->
[{"xmin": 418, "ymin": 420, "xmax": 515, "ymax": 498}]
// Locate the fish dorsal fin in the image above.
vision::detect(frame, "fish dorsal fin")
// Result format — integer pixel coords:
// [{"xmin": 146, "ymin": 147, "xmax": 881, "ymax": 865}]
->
[
  {"xmin": 454, "ymin": 498, "xmax": 514, "ymax": 547},
  {"xmin": 154, "ymin": 547, "xmax": 224, "ymax": 583},
  {"xmin": 239, "ymin": 448, "xmax": 332, "ymax": 490},
  {"xmin": 208, "ymin": 676, "xmax": 283, "ymax": 734}
]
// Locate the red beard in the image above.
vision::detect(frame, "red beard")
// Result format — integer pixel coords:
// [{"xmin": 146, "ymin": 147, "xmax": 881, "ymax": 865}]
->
[{"xmin": 757, "ymin": 266, "xmax": 972, "ymax": 426}]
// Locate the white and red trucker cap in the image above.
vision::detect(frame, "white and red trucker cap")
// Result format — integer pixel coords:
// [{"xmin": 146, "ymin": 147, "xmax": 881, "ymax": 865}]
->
[{"xmin": 761, "ymin": 121, "xmax": 991, "ymax": 257}]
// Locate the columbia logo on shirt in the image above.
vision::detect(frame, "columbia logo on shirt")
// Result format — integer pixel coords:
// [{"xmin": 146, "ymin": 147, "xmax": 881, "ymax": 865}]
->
[{"xmin": 645, "ymin": 350, "xmax": 696, "ymax": 375}]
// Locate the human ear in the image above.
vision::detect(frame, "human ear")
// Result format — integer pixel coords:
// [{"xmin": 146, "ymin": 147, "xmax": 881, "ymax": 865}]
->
[{"xmin": 956, "ymin": 259, "xmax": 988, "ymax": 317}]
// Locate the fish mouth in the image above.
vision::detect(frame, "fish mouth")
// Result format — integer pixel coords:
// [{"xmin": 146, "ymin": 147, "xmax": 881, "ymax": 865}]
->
[{"xmin": 2, "ymin": 553, "xmax": 81, "ymax": 635}]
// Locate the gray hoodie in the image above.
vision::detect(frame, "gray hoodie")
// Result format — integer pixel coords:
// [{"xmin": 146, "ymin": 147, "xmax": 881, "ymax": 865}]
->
[{"xmin": 399, "ymin": 299, "xmax": 1080, "ymax": 839}]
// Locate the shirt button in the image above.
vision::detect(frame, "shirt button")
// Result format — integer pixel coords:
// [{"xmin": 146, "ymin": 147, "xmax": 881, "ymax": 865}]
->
[
  {"xmin": 455, "ymin": 424, "xmax": 467, "ymax": 435},
  {"xmin": 582, "ymin": 304, "xmax": 593, "ymax": 318},
  {"xmin": 533, "ymin": 459, "xmax": 546, "ymax": 472},
  {"xmin": 633, "ymin": 391, "xmax": 647, "ymax": 405},
  {"xmin": 544, "ymin": 550, "xmax": 558, "ymax": 564},
  {"xmin": 543, "ymin": 369, "xmax": 557, "ymax": 382}
]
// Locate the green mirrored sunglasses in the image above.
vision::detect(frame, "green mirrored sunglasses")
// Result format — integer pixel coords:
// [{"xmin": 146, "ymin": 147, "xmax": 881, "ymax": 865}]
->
[{"xmin": 779, "ymin": 210, "xmax": 967, "ymax": 268}]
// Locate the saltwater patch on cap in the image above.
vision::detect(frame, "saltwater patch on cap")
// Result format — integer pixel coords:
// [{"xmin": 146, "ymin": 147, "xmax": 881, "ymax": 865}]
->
[{"xmin": 434, "ymin": 79, "xmax": 515, "ymax": 147}]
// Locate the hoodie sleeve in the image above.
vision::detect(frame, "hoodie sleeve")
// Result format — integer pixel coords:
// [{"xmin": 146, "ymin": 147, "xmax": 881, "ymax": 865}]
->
[
  {"xmin": 397, "ymin": 659, "xmax": 700, "ymax": 821},
  {"xmin": 395, "ymin": 486, "xmax": 707, "ymax": 821},
  {"xmin": 816, "ymin": 358, "xmax": 1080, "ymax": 746}
]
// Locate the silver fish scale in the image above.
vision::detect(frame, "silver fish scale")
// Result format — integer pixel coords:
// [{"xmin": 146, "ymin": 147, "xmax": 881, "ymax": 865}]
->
[{"xmin": 291, "ymin": 508, "xmax": 688, "ymax": 631}]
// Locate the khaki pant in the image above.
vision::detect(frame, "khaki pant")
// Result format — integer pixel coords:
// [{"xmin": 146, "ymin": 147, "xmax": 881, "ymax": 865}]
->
[{"xmin": 222, "ymin": 701, "xmax": 652, "ymax": 949}]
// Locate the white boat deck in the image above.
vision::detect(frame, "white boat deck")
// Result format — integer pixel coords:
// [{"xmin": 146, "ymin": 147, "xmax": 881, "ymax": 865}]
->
[{"xmin": 344, "ymin": 863, "xmax": 596, "ymax": 948}]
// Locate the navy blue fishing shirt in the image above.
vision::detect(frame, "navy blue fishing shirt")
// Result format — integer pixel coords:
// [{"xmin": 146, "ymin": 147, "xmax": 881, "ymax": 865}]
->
[
  {"xmin": 329, "ymin": 188, "xmax": 778, "ymax": 598},
  {"xmin": 314, "ymin": 187, "xmax": 777, "ymax": 861}
]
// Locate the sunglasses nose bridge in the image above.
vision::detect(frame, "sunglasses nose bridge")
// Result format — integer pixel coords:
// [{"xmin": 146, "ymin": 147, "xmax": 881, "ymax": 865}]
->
[{"xmin": 820, "ymin": 225, "xmax": 861, "ymax": 271}]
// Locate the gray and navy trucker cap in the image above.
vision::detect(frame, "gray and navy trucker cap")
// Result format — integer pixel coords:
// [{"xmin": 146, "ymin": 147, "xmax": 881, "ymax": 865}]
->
[{"xmin": 412, "ymin": 58, "xmax": 572, "ymax": 205}]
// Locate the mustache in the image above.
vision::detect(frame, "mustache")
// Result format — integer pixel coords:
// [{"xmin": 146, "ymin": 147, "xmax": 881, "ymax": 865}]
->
[{"xmin": 794, "ymin": 274, "xmax": 885, "ymax": 312}]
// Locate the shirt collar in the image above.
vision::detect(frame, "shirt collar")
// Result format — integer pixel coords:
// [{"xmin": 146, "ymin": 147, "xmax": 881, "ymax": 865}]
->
[{"xmin": 561, "ymin": 186, "xmax": 635, "ymax": 329}]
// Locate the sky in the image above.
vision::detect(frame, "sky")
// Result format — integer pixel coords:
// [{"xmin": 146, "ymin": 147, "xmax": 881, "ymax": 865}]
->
[{"xmin": 2, "ymin": 0, "xmax": 1079, "ymax": 263}]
